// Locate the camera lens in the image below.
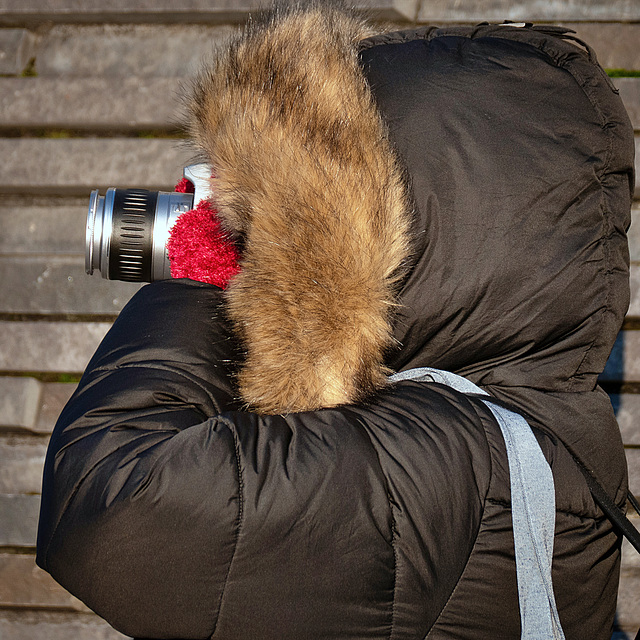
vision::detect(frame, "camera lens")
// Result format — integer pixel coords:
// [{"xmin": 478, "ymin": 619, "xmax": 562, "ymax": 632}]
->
[{"xmin": 86, "ymin": 188, "xmax": 194, "ymax": 282}]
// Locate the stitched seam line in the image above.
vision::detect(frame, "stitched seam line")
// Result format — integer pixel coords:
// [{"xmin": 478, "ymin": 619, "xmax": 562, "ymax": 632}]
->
[
  {"xmin": 424, "ymin": 396, "xmax": 493, "ymax": 639},
  {"xmin": 351, "ymin": 415, "xmax": 398, "ymax": 640},
  {"xmin": 209, "ymin": 416, "xmax": 245, "ymax": 639}
]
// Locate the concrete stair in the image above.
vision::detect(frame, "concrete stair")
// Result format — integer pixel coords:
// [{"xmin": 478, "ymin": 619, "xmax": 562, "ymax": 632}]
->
[{"xmin": 0, "ymin": 2, "xmax": 638, "ymax": 638}]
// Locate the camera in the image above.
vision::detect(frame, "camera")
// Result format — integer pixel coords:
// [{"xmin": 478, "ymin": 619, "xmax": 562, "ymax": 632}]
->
[{"xmin": 85, "ymin": 164, "xmax": 212, "ymax": 282}]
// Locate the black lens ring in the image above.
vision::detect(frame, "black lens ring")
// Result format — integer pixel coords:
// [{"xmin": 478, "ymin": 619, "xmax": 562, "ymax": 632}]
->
[{"xmin": 109, "ymin": 189, "xmax": 158, "ymax": 282}]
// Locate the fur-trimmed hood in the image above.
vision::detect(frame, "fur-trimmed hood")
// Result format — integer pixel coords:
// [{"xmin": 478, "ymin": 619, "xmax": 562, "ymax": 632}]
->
[
  {"xmin": 187, "ymin": 6, "xmax": 634, "ymax": 418},
  {"xmin": 188, "ymin": 6, "xmax": 412, "ymax": 413}
]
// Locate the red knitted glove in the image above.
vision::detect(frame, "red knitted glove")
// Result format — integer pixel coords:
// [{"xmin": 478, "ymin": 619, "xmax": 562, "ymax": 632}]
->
[{"xmin": 167, "ymin": 178, "xmax": 241, "ymax": 289}]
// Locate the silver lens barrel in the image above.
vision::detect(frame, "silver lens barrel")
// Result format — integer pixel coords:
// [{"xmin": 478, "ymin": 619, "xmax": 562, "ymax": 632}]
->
[{"xmin": 85, "ymin": 188, "xmax": 194, "ymax": 282}]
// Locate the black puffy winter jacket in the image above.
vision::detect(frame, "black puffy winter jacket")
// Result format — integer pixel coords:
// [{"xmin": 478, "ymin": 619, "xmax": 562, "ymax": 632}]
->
[{"xmin": 37, "ymin": 10, "xmax": 634, "ymax": 640}]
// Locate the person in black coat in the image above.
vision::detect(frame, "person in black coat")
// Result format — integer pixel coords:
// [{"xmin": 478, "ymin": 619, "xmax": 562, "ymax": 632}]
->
[{"xmin": 37, "ymin": 7, "xmax": 634, "ymax": 639}]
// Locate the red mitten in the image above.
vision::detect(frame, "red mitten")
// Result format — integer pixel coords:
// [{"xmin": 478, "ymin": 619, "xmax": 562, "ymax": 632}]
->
[{"xmin": 167, "ymin": 179, "xmax": 241, "ymax": 289}]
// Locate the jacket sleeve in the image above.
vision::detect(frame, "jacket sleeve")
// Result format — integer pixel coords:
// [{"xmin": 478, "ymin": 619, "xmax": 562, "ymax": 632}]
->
[
  {"xmin": 36, "ymin": 279, "xmax": 247, "ymax": 638},
  {"xmin": 35, "ymin": 279, "xmax": 490, "ymax": 640}
]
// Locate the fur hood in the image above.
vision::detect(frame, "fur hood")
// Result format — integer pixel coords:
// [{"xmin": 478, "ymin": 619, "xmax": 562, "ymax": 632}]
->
[
  {"xmin": 187, "ymin": 6, "xmax": 634, "ymax": 421},
  {"xmin": 188, "ymin": 6, "xmax": 412, "ymax": 414}
]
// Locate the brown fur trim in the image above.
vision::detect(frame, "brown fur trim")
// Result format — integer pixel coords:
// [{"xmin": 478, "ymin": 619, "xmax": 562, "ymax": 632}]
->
[{"xmin": 188, "ymin": 5, "xmax": 412, "ymax": 414}]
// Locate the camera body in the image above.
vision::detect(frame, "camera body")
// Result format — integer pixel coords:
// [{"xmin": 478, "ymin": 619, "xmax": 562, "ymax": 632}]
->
[{"xmin": 85, "ymin": 164, "xmax": 212, "ymax": 282}]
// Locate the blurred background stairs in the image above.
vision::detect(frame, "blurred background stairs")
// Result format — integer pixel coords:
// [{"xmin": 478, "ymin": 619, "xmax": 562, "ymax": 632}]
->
[{"xmin": 0, "ymin": 1, "xmax": 638, "ymax": 638}]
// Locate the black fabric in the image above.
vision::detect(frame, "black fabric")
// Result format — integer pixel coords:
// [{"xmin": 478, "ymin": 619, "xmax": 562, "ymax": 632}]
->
[
  {"xmin": 38, "ymin": 281, "xmax": 622, "ymax": 640},
  {"xmin": 37, "ymin": 24, "xmax": 633, "ymax": 640},
  {"xmin": 360, "ymin": 25, "xmax": 633, "ymax": 497}
]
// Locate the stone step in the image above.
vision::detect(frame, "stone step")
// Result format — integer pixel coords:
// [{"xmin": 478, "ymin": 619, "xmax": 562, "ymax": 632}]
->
[
  {"xmin": 618, "ymin": 515, "xmax": 640, "ymax": 633},
  {"xmin": 0, "ymin": 554, "xmax": 89, "ymax": 611},
  {"xmin": 621, "ymin": 516, "xmax": 640, "ymax": 570},
  {"xmin": 636, "ymin": 138, "xmax": 640, "ymax": 198},
  {"xmin": 616, "ymin": 78, "xmax": 640, "ymax": 132},
  {"xmin": 0, "ymin": 136, "xmax": 637, "ymax": 197},
  {"xmin": 2, "ymin": 0, "xmax": 640, "ymax": 27},
  {"xmin": 13, "ymin": 391, "xmax": 633, "ymax": 446},
  {"xmin": 3, "ymin": 256, "xmax": 638, "ymax": 319},
  {"xmin": 21, "ymin": 24, "xmax": 640, "ymax": 83},
  {"xmin": 1, "ymin": 23, "xmax": 638, "ymax": 84},
  {"xmin": 0, "ymin": 75, "xmax": 636, "ymax": 132},
  {"xmin": 0, "ymin": 379, "xmax": 74, "ymax": 434},
  {"xmin": 0, "ymin": 385, "xmax": 635, "ymax": 446},
  {"xmin": 0, "ymin": 138, "xmax": 189, "ymax": 195},
  {"xmin": 0, "ymin": 495, "xmax": 39, "ymax": 547},
  {"xmin": 32, "ymin": 24, "xmax": 232, "ymax": 79},
  {"xmin": 631, "ymin": 204, "xmax": 640, "ymax": 264},
  {"xmin": 0, "ymin": 257, "xmax": 143, "ymax": 315},
  {"xmin": 0, "ymin": 0, "xmax": 419, "ymax": 26},
  {"xmin": 3, "ymin": 201, "xmax": 638, "ymax": 260},
  {"xmin": 33, "ymin": 383, "xmax": 76, "ymax": 434},
  {"xmin": 0, "ymin": 77, "xmax": 181, "ymax": 129},
  {"xmin": 0, "ymin": 611, "xmax": 130, "ymax": 640},
  {"xmin": 630, "ymin": 263, "xmax": 640, "ymax": 318},
  {"xmin": 0, "ymin": 440, "xmax": 48, "ymax": 494},
  {"xmin": 563, "ymin": 24, "xmax": 640, "ymax": 73},
  {"xmin": 0, "ymin": 536, "xmax": 632, "ymax": 640},
  {"xmin": 0, "ymin": 439, "xmax": 636, "ymax": 548},
  {"xmin": 0, "ymin": 322, "xmax": 112, "ymax": 373},
  {"xmin": 0, "ymin": 320, "xmax": 637, "ymax": 380},
  {"xmin": 601, "ymin": 330, "xmax": 640, "ymax": 383},
  {"xmin": 1, "ymin": 202, "xmax": 637, "ymax": 317},
  {"xmin": 417, "ymin": 1, "xmax": 640, "ymax": 23},
  {"xmin": 2, "ymin": 431, "xmax": 635, "ymax": 496},
  {"xmin": 626, "ymin": 449, "xmax": 640, "ymax": 498},
  {"xmin": 0, "ymin": 377, "xmax": 42, "ymax": 430},
  {"xmin": 0, "ymin": 28, "xmax": 34, "ymax": 75},
  {"xmin": 611, "ymin": 395, "xmax": 640, "ymax": 447},
  {"xmin": 0, "ymin": 199, "xmax": 86, "ymax": 255}
]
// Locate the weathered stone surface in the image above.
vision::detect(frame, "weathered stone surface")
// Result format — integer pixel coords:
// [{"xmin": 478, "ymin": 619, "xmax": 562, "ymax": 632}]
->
[
  {"xmin": 0, "ymin": 0, "xmax": 417, "ymax": 26},
  {"xmin": 609, "ymin": 395, "xmax": 640, "ymax": 446},
  {"xmin": 621, "ymin": 515, "xmax": 640, "ymax": 570},
  {"xmin": 0, "ymin": 0, "xmax": 251, "ymax": 26},
  {"xmin": 616, "ymin": 520, "xmax": 640, "ymax": 631},
  {"xmin": 417, "ymin": 0, "xmax": 640, "ymax": 23},
  {"xmin": 34, "ymin": 383, "xmax": 76, "ymax": 434},
  {"xmin": 0, "ymin": 610, "xmax": 130, "ymax": 640},
  {"xmin": 601, "ymin": 331, "xmax": 640, "ymax": 383},
  {"xmin": 0, "ymin": 321, "xmax": 111, "ymax": 373},
  {"xmin": 564, "ymin": 24, "xmax": 640, "ymax": 73},
  {"xmin": 0, "ymin": 137, "xmax": 635, "ymax": 199},
  {"xmin": 0, "ymin": 50, "xmax": 635, "ymax": 132},
  {"xmin": 0, "ymin": 440, "xmax": 48, "ymax": 494},
  {"xmin": 631, "ymin": 264, "xmax": 640, "ymax": 318},
  {"xmin": 618, "ymin": 567, "xmax": 640, "ymax": 633},
  {"xmin": 34, "ymin": 24, "xmax": 233, "ymax": 77},
  {"xmin": 0, "ymin": 201, "xmax": 86, "ymax": 254},
  {"xmin": 0, "ymin": 257, "xmax": 143, "ymax": 315},
  {"xmin": 0, "ymin": 138, "xmax": 189, "ymax": 195},
  {"xmin": 0, "ymin": 377, "xmax": 42, "ymax": 429},
  {"xmin": 626, "ymin": 449, "xmax": 640, "ymax": 498},
  {"xmin": 616, "ymin": 78, "xmax": 640, "ymax": 132},
  {"xmin": 636, "ymin": 136, "xmax": 640, "ymax": 199},
  {"xmin": 0, "ymin": 77, "xmax": 180, "ymax": 129},
  {"xmin": 0, "ymin": 554, "xmax": 89, "ymax": 611},
  {"xmin": 23, "ymin": 22, "xmax": 640, "ymax": 80},
  {"xmin": 630, "ymin": 205, "xmax": 639, "ymax": 265},
  {"xmin": 0, "ymin": 494, "xmax": 39, "ymax": 546},
  {"xmin": 0, "ymin": 28, "xmax": 35, "ymax": 75}
]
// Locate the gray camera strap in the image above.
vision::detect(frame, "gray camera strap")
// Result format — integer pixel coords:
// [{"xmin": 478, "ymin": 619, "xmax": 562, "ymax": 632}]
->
[{"xmin": 390, "ymin": 367, "xmax": 565, "ymax": 640}]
